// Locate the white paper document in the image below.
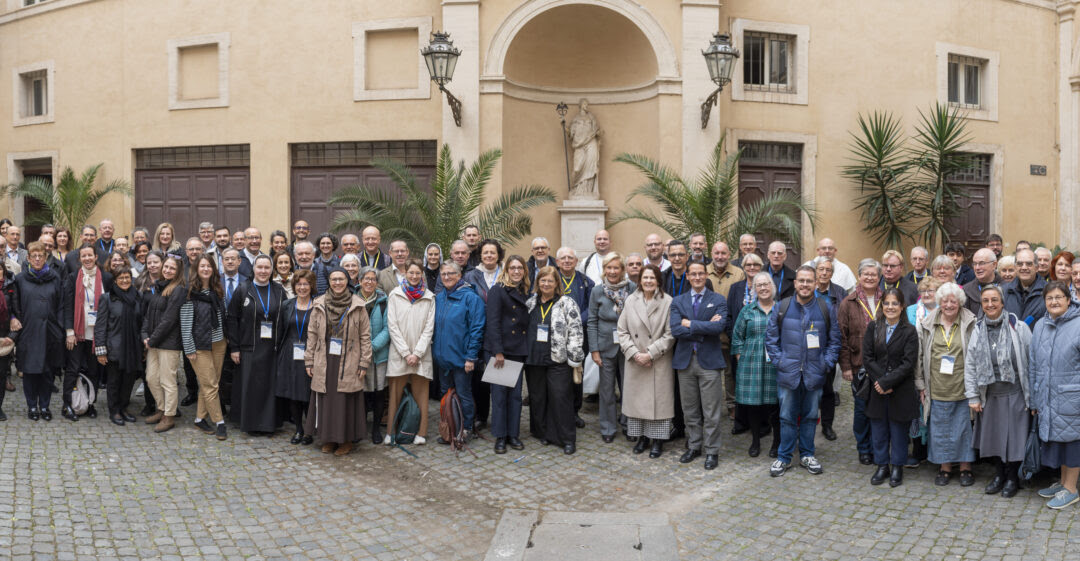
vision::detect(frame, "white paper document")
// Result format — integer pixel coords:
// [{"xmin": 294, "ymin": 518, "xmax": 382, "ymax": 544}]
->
[{"xmin": 482, "ymin": 357, "xmax": 524, "ymax": 388}]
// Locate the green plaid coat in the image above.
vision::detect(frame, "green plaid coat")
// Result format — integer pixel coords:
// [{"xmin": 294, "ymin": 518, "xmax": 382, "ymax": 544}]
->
[{"xmin": 731, "ymin": 302, "xmax": 779, "ymax": 405}]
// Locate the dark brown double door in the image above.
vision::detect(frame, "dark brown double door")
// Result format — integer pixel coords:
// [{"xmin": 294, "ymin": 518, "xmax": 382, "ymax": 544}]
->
[
  {"xmin": 290, "ymin": 167, "xmax": 434, "ymax": 238},
  {"xmin": 739, "ymin": 141, "xmax": 803, "ymax": 269},
  {"xmin": 945, "ymin": 154, "xmax": 991, "ymax": 257},
  {"xmin": 135, "ymin": 168, "xmax": 250, "ymax": 239}
]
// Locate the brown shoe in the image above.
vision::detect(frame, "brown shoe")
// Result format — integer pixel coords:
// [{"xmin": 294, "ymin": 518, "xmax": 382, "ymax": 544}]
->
[
  {"xmin": 145, "ymin": 411, "xmax": 163, "ymax": 424},
  {"xmin": 153, "ymin": 416, "xmax": 175, "ymax": 433},
  {"xmin": 334, "ymin": 442, "xmax": 353, "ymax": 456},
  {"xmin": 5, "ymin": 379, "xmax": 14, "ymax": 392},
  {"xmin": 321, "ymin": 443, "xmax": 336, "ymax": 454}
]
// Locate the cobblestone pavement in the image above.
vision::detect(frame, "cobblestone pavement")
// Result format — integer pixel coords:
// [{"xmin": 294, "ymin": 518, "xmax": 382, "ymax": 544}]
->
[{"xmin": 1, "ymin": 380, "xmax": 1077, "ymax": 561}]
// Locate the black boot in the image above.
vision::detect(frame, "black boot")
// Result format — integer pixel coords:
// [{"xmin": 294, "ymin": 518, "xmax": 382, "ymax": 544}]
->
[
  {"xmin": 633, "ymin": 436, "xmax": 650, "ymax": 454},
  {"xmin": 985, "ymin": 460, "xmax": 1007, "ymax": 494},
  {"xmin": 1001, "ymin": 461, "xmax": 1021, "ymax": 498},
  {"xmin": 0, "ymin": 381, "xmax": 6, "ymax": 421},
  {"xmin": 368, "ymin": 391, "xmax": 385, "ymax": 445}
]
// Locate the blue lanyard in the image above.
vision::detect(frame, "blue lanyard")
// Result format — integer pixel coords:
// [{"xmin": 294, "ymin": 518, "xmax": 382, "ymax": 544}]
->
[
  {"xmin": 99, "ymin": 239, "xmax": 113, "ymax": 255},
  {"xmin": 85, "ymin": 283, "xmax": 95, "ymax": 310},
  {"xmin": 335, "ymin": 307, "xmax": 350, "ymax": 333},
  {"xmin": 294, "ymin": 304, "xmax": 310, "ymax": 338},
  {"xmin": 671, "ymin": 273, "xmax": 685, "ymax": 296},
  {"xmin": 255, "ymin": 284, "xmax": 271, "ymax": 319},
  {"xmin": 772, "ymin": 267, "xmax": 785, "ymax": 289}
]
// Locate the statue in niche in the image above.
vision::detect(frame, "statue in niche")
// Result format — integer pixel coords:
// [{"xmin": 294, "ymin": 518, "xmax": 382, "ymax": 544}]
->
[{"xmin": 568, "ymin": 99, "xmax": 601, "ymax": 200}]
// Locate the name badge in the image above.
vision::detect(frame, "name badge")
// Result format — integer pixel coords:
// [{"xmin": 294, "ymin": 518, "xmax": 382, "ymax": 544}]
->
[
  {"xmin": 612, "ymin": 327, "xmax": 620, "ymax": 341},
  {"xmin": 806, "ymin": 331, "xmax": 820, "ymax": 349},
  {"xmin": 940, "ymin": 355, "xmax": 955, "ymax": 375},
  {"xmin": 293, "ymin": 343, "xmax": 305, "ymax": 361},
  {"xmin": 329, "ymin": 338, "xmax": 343, "ymax": 355},
  {"xmin": 537, "ymin": 324, "xmax": 550, "ymax": 343},
  {"xmin": 260, "ymin": 321, "xmax": 273, "ymax": 339},
  {"xmin": 86, "ymin": 311, "xmax": 97, "ymax": 327}
]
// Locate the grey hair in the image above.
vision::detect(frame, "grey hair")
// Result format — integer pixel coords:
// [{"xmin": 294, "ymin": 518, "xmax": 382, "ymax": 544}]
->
[
  {"xmin": 813, "ymin": 256, "xmax": 834, "ymax": 265},
  {"xmin": 531, "ymin": 236, "xmax": 549, "ymax": 246},
  {"xmin": 221, "ymin": 247, "xmax": 240, "ymax": 258},
  {"xmin": 752, "ymin": 272, "xmax": 776, "ymax": 294},
  {"xmin": 911, "ymin": 246, "xmax": 929, "ymax": 258},
  {"xmin": 451, "ymin": 239, "xmax": 469, "ymax": 251},
  {"xmin": 930, "ymin": 254, "xmax": 956, "ymax": 273},
  {"xmin": 626, "ymin": 251, "xmax": 644, "ymax": 260},
  {"xmin": 998, "ymin": 255, "xmax": 1016, "ymax": 268},
  {"xmin": 857, "ymin": 258, "xmax": 882, "ymax": 277},
  {"xmin": 185, "ymin": 237, "xmax": 205, "ymax": 249},
  {"xmin": 441, "ymin": 260, "xmax": 463, "ymax": 274},
  {"xmin": 979, "ymin": 284, "xmax": 1005, "ymax": 301},
  {"xmin": 340, "ymin": 253, "xmax": 361, "ymax": 268},
  {"xmin": 741, "ymin": 253, "xmax": 763, "ymax": 268},
  {"xmin": 556, "ymin": 247, "xmax": 577, "ymax": 259},
  {"xmin": 294, "ymin": 240, "xmax": 315, "ymax": 253},
  {"xmin": 198, "ymin": 221, "xmax": 214, "ymax": 231},
  {"xmin": 935, "ymin": 281, "xmax": 967, "ymax": 307},
  {"xmin": 358, "ymin": 266, "xmax": 379, "ymax": 281}
]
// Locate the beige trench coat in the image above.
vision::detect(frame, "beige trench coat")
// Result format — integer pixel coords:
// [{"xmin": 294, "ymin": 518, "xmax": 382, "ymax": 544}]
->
[
  {"xmin": 617, "ymin": 290, "xmax": 676, "ymax": 420},
  {"xmin": 386, "ymin": 286, "xmax": 436, "ymax": 379}
]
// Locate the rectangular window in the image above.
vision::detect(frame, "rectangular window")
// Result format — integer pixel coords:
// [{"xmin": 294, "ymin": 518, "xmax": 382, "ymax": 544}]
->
[
  {"xmin": 743, "ymin": 32, "xmax": 794, "ymax": 92},
  {"xmin": 18, "ymin": 69, "xmax": 48, "ymax": 118},
  {"xmin": 947, "ymin": 54, "xmax": 985, "ymax": 109}
]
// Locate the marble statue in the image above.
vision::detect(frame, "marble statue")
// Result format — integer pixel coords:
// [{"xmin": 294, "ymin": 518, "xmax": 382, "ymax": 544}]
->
[{"xmin": 568, "ymin": 99, "xmax": 601, "ymax": 200}]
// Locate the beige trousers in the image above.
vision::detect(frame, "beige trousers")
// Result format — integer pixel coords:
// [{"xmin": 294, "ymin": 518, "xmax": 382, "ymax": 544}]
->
[
  {"xmin": 191, "ymin": 340, "xmax": 227, "ymax": 424},
  {"xmin": 146, "ymin": 348, "xmax": 181, "ymax": 416},
  {"xmin": 387, "ymin": 374, "xmax": 430, "ymax": 438}
]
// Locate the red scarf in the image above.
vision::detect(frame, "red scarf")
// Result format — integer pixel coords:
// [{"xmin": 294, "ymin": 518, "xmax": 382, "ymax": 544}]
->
[{"xmin": 74, "ymin": 267, "xmax": 103, "ymax": 342}]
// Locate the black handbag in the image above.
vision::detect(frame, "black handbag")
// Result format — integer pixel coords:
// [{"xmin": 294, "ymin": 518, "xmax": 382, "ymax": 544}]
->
[{"xmin": 1020, "ymin": 414, "xmax": 1042, "ymax": 481}]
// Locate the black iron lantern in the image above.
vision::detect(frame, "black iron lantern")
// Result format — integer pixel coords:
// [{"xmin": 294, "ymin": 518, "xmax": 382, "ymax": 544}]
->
[
  {"xmin": 422, "ymin": 31, "xmax": 463, "ymax": 126},
  {"xmin": 700, "ymin": 33, "xmax": 739, "ymax": 129}
]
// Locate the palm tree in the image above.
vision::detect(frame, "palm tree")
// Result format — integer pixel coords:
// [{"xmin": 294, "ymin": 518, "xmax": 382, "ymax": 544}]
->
[
  {"xmin": 2, "ymin": 163, "xmax": 132, "ymax": 235},
  {"xmin": 328, "ymin": 144, "xmax": 555, "ymax": 255},
  {"xmin": 610, "ymin": 134, "xmax": 816, "ymax": 252},
  {"xmin": 842, "ymin": 111, "xmax": 916, "ymax": 250},
  {"xmin": 908, "ymin": 102, "xmax": 974, "ymax": 253}
]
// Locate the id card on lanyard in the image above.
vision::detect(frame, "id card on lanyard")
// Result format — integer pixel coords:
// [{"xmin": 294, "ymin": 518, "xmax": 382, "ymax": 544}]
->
[
  {"xmin": 85, "ymin": 284, "xmax": 97, "ymax": 326},
  {"xmin": 329, "ymin": 308, "xmax": 349, "ymax": 355},
  {"xmin": 538, "ymin": 301, "xmax": 554, "ymax": 342},
  {"xmin": 256, "ymin": 285, "xmax": 273, "ymax": 339},
  {"xmin": 806, "ymin": 322, "xmax": 820, "ymax": 349},
  {"xmin": 293, "ymin": 306, "xmax": 310, "ymax": 360}
]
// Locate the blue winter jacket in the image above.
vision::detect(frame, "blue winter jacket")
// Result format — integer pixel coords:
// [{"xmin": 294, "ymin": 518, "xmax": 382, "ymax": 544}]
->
[
  {"xmin": 1029, "ymin": 303, "xmax": 1080, "ymax": 443},
  {"xmin": 367, "ymin": 289, "xmax": 390, "ymax": 365},
  {"xmin": 764, "ymin": 295, "xmax": 842, "ymax": 391},
  {"xmin": 432, "ymin": 281, "xmax": 486, "ymax": 371}
]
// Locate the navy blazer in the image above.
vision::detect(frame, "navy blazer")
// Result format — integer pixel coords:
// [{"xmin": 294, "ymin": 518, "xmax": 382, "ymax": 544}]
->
[{"xmin": 669, "ymin": 289, "xmax": 728, "ymax": 371}]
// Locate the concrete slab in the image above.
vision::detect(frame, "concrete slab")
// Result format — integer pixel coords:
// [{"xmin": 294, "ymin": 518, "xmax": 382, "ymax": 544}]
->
[
  {"xmin": 484, "ymin": 509, "xmax": 539, "ymax": 561},
  {"xmin": 487, "ymin": 510, "xmax": 679, "ymax": 561}
]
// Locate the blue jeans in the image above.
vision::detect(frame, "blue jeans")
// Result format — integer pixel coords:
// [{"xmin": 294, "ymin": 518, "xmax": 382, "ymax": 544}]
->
[
  {"xmin": 778, "ymin": 381, "xmax": 822, "ymax": 464},
  {"xmin": 440, "ymin": 367, "xmax": 475, "ymax": 431},
  {"xmin": 852, "ymin": 395, "xmax": 873, "ymax": 454}
]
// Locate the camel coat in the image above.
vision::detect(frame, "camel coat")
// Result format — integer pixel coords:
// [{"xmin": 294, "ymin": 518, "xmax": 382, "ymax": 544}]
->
[
  {"xmin": 617, "ymin": 290, "xmax": 676, "ymax": 420},
  {"xmin": 304, "ymin": 294, "xmax": 372, "ymax": 394},
  {"xmin": 386, "ymin": 286, "xmax": 437, "ymax": 379}
]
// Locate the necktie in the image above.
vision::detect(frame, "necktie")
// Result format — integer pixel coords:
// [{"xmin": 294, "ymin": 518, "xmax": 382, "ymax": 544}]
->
[
  {"xmin": 227, "ymin": 277, "xmax": 235, "ymax": 304},
  {"xmin": 692, "ymin": 293, "xmax": 701, "ymax": 353}
]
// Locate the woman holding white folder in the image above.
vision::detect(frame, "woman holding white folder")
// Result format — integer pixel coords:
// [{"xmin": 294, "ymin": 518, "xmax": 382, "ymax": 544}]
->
[{"xmin": 485, "ymin": 255, "xmax": 531, "ymax": 454}]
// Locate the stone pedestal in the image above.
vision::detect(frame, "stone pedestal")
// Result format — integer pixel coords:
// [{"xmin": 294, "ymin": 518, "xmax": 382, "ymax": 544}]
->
[{"xmin": 558, "ymin": 199, "xmax": 608, "ymax": 257}]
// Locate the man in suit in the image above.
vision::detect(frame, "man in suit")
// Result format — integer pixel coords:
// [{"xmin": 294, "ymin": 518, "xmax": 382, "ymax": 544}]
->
[
  {"xmin": 237, "ymin": 227, "xmax": 264, "ymax": 280},
  {"xmin": 2, "ymin": 225, "xmax": 27, "ymax": 273},
  {"xmin": 527, "ymin": 237, "xmax": 556, "ymax": 281},
  {"xmin": 765, "ymin": 241, "xmax": 796, "ymax": 299},
  {"xmin": 879, "ymin": 249, "xmax": 919, "ymax": 306},
  {"xmin": 377, "ymin": 240, "xmax": 410, "ymax": 295},
  {"xmin": 669, "ymin": 261, "xmax": 727, "ymax": 470},
  {"xmin": 95, "ymin": 219, "xmax": 117, "ymax": 267},
  {"xmin": 65, "ymin": 225, "xmax": 102, "ymax": 275},
  {"xmin": 219, "ymin": 247, "xmax": 247, "ymax": 411}
]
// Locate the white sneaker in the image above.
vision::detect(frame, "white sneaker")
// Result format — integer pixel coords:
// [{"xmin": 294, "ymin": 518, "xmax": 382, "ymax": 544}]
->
[
  {"xmin": 414, "ymin": 436, "xmax": 426, "ymax": 445},
  {"xmin": 800, "ymin": 455, "xmax": 824, "ymax": 475},
  {"xmin": 135, "ymin": 382, "xmax": 144, "ymax": 397},
  {"xmin": 769, "ymin": 459, "xmax": 790, "ymax": 477},
  {"xmin": 383, "ymin": 434, "xmax": 392, "ymax": 446}
]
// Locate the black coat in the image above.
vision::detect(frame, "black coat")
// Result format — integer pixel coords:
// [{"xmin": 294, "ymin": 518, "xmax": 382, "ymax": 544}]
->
[
  {"xmin": 62, "ymin": 267, "xmax": 113, "ymax": 334},
  {"xmin": 880, "ymin": 276, "xmax": 919, "ymax": 310},
  {"xmin": 11, "ymin": 267, "xmax": 65, "ymax": 373},
  {"xmin": 225, "ymin": 281, "xmax": 287, "ymax": 352},
  {"xmin": 93, "ymin": 289, "xmax": 144, "ymax": 370},
  {"xmin": 485, "ymin": 283, "xmax": 530, "ymax": 357},
  {"xmin": 861, "ymin": 320, "xmax": 919, "ymax": 422},
  {"xmin": 766, "ymin": 264, "xmax": 796, "ymax": 300},
  {"xmin": 64, "ymin": 245, "xmax": 110, "ymax": 276},
  {"xmin": 725, "ymin": 280, "xmax": 752, "ymax": 339},
  {"xmin": 527, "ymin": 255, "xmax": 556, "ymax": 282},
  {"xmin": 141, "ymin": 283, "xmax": 185, "ymax": 351}
]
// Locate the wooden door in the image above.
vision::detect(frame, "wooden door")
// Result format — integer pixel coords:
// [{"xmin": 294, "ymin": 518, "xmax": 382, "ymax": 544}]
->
[
  {"xmin": 945, "ymin": 154, "xmax": 991, "ymax": 257},
  {"xmin": 738, "ymin": 141, "xmax": 803, "ymax": 268},
  {"xmin": 135, "ymin": 168, "xmax": 250, "ymax": 240}
]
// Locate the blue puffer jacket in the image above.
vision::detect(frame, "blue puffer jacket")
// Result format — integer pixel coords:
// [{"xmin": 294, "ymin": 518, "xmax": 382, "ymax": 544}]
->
[
  {"xmin": 765, "ymin": 296, "xmax": 842, "ymax": 391},
  {"xmin": 1029, "ymin": 303, "xmax": 1080, "ymax": 443},
  {"xmin": 366, "ymin": 289, "xmax": 390, "ymax": 365},
  {"xmin": 432, "ymin": 281, "xmax": 486, "ymax": 371}
]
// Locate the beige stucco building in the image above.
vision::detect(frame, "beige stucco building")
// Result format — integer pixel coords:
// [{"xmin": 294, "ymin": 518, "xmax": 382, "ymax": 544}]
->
[{"xmin": 1, "ymin": 0, "xmax": 1076, "ymax": 262}]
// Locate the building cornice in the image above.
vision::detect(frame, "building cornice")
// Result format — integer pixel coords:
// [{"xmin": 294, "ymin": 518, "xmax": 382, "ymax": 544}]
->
[{"xmin": 0, "ymin": 0, "xmax": 100, "ymax": 25}]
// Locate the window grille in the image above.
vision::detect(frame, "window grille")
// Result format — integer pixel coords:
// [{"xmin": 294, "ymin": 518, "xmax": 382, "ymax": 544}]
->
[
  {"xmin": 738, "ymin": 142, "xmax": 803, "ymax": 168},
  {"xmin": 290, "ymin": 140, "xmax": 437, "ymax": 167},
  {"xmin": 135, "ymin": 144, "xmax": 250, "ymax": 169},
  {"xmin": 743, "ymin": 32, "xmax": 794, "ymax": 93},
  {"xmin": 947, "ymin": 54, "xmax": 984, "ymax": 109}
]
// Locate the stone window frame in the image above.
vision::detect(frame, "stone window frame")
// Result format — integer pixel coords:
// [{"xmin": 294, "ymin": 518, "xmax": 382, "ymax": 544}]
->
[
  {"xmin": 168, "ymin": 32, "xmax": 230, "ymax": 111},
  {"xmin": 730, "ymin": 18, "xmax": 809, "ymax": 106},
  {"xmin": 936, "ymin": 42, "xmax": 999, "ymax": 122},
  {"xmin": 351, "ymin": 16, "xmax": 432, "ymax": 102},
  {"xmin": 12, "ymin": 60, "xmax": 55, "ymax": 127}
]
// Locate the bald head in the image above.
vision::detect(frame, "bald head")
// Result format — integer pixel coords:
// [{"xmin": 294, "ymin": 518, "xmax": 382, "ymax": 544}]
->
[
  {"xmin": 594, "ymin": 229, "xmax": 611, "ymax": 253},
  {"xmin": 361, "ymin": 226, "xmax": 381, "ymax": 254},
  {"xmin": 644, "ymin": 233, "xmax": 664, "ymax": 260},
  {"xmin": 711, "ymin": 241, "xmax": 732, "ymax": 269},
  {"xmin": 972, "ymin": 248, "xmax": 997, "ymax": 283},
  {"xmin": 815, "ymin": 238, "xmax": 837, "ymax": 259},
  {"xmin": 767, "ymin": 241, "xmax": 787, "ymax": 269}
]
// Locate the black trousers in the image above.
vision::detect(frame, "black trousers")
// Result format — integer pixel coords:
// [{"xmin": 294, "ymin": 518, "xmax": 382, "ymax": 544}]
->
[
  {"xmin": 63, "ymin": 341, "xmax": 99, "ymax": 407},
  {"xmin": 105, "ymin": 362, "xmax": 137, "ymax": 416},
  {"xmin": 472, "ymin": 361, "xmax": 490, "ymax": 424},
  {"xmin": 819, "ymin": 366, "xmax": 839, "ymax": 428},
  {"xmin": 525, "ymin": 363, "xmax": 575, "ymax": 446},
  {"xmin": 22, "ymin": 371, "xmax": 53, "ymax": 410},
  {"xmin": 0, "ymin": 357, "xmax": 8, "ymax": 410},
  {"xmin": 672, "ymin": 367, "xmax": 685, "ymax": 436},
  {"xmin": 183, "ymin": 355, "xmax": 199, "ymax": 397},
  {"xmin": 744, "ymin": 404, "xmax": 780, "ymax": 448},
  {"xmin": 219, "ymin": 358, "xmax": 237, "ymax": 407}
]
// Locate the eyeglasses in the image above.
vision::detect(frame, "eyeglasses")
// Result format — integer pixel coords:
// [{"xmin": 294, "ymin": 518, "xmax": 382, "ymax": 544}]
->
[
  {"xmin": 1046, "ymin": 295, "xmax": 1069, "ymax": 302},
  {"xmin": 294, "ymin": 226, "xmax": 310, "ymax": 231},
  {"xmin": 972, "ymin": 260, "xmax": 995, "ymax": 267},
  {"xmin": 1016, "ymin": 261, "xmax": 1035, "ymax": 267},
  {"xmin": 532, "ymin": 246, "xmax": 548, "ymax": 251},
  {"xmin": 440, "ymin": 272, "xmax": 460, "ymax": 278}
]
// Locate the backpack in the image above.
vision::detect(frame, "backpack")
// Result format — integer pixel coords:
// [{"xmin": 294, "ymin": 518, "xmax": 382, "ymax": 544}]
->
[
  {"xmin": 70, "ymin": 373, "xmax": 96, "ymax": 416},
  {"xmin": 775, "ymin": 296, "xmax": 831, "ymax": 336},
  {"xmin": 439, "ymin": 388, "xmax": 477, "ymax": 457},
  {"xmin": 390, "ymin": 386, "xmax": 421, "ymax": 456}
]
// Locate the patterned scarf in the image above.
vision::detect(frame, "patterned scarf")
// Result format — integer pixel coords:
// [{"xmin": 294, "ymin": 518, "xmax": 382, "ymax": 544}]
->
[
  {"xmin": 603, "ymin": 278, "xmax": 630, "ymax": 314},
  {"xmin": 968, "ymin": 313, "xmax": 1017, "ymax": 386},
  {"xmin": 326, "ymin": 287, "xmax": 353, "ymax": 333},
  {"xmin": 403, "ymin": 280, "xmax": 425, "ymax": 303}
]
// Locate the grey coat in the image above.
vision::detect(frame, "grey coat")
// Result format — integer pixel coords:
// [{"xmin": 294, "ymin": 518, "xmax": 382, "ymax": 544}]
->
[
  {"xmin": 1029, "ymin": 304, "xmax": 1080, "ymax": 443},
  {"xmin": 587, "ymin": 282, "xmax": 635, "ymax": 358},
  {"xmin": 964, "ymin": 311, "xmax": 1031, "ymax": 408}
]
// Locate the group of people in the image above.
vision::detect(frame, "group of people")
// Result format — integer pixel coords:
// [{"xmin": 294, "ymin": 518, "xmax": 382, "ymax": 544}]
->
[{"xmin": 1, "ymin": 218, "xmax": 1079, "ymax": 509}]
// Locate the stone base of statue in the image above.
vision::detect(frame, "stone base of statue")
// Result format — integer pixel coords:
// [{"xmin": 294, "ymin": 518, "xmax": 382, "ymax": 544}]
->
[{"xmin": 558, "ymin": 199, "xmax": 608, "ymax": 258}]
